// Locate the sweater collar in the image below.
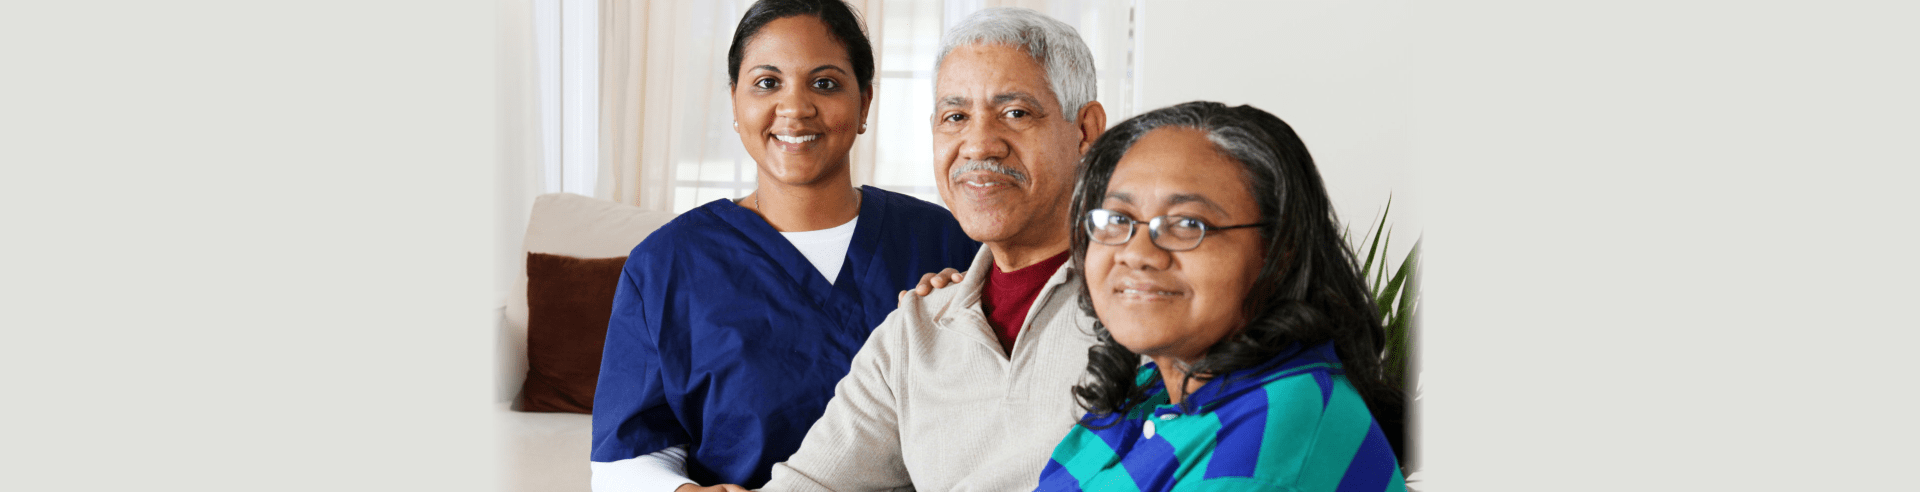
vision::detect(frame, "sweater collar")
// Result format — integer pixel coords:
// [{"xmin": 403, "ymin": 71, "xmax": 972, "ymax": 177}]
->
[
  {"xmin": 1141, "ymin": 340, "xmax": 1344, "ymax": 416},
  {"xmin": 929, "ymin": 246, "xmax": 1080, "ymax": 353}
]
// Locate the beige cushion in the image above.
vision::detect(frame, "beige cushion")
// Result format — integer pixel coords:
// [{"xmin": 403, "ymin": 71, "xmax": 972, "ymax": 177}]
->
[
  {"xmin": 506, "ymin": 193, "xmax": 679, "ymax": 329},
  {"xmin": 497, "ymin": 400, "xmax": 593, "ymax": 491},
  {"xmin": 501, "ymin": 193, "xmax": 678, "ymax": 403}
]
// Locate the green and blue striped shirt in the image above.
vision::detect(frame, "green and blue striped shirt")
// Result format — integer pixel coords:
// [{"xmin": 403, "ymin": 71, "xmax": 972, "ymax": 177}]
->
[{"xmin": 1035, "ymin": 342, "xmax": 1405, "ymax": 492}]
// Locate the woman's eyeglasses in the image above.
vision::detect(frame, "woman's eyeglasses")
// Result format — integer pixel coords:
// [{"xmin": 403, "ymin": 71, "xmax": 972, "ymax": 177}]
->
[{"xmin": 1083, "ymin": 208, "xmax": 1267, "ymax": 252}]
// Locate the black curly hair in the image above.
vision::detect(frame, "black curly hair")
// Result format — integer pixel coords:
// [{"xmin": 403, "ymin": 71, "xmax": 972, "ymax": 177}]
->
[
  {"xmin": 725, "ymin": 0, "xmax": 875, "ymax": 94},
  {"xmin": 1067, "ymin": 101, "xmax": 1405, "ymax": 457}
]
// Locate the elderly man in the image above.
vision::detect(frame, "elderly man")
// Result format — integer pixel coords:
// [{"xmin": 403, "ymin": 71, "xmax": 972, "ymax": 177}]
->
[{"xmin": 756, "ymin": 7, "xmax": 1107, "ymax": 492}]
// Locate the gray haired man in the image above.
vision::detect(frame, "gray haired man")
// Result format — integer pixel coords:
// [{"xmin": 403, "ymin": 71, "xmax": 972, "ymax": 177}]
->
[{"xmin": 757, "ymin": 7, "xmax": 1108, "ymax": 492}]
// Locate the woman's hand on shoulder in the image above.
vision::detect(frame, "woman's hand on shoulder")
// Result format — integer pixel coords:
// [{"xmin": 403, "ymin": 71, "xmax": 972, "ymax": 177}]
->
[
  {"xmin": 899, "ymin": 268, "xmax": 966, "ymax": 301},
  {"xmin": 675, "ymin": 484, "xmax": 749, "ymax": 492}
]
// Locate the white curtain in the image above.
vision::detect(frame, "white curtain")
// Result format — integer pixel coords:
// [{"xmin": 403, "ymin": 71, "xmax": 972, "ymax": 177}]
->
[
  {"xmin": 843, "ymin": 0, "xmax": 887, "ymax": 190},
  {"xmin": 596, "ymin": 0, "xmax": 1135, "ymax": 213},
  {"xmin": 601, "ymin": 0, "xmax": 751, "ymax": 212},
  {"xmin": 500, "ymin": 0, "xmax": 549, "ymax": 305}
]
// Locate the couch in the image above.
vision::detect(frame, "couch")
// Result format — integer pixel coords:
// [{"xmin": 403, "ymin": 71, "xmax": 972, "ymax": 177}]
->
[{"xmin": 497, "ymin": 193, "xmax": 678, "ymax": 492}]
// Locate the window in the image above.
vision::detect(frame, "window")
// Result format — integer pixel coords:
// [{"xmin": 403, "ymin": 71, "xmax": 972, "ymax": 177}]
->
[
  {"xmin": 866, "ymin": 0, "xmax": 950, "ymax": 204},
  {"xmin": 665, "ymin": 2, "xmax": 758, "ymax": 212},
  {"xmin": 533, "ymin": 0, "xmax": 601, "ymax": 196}
]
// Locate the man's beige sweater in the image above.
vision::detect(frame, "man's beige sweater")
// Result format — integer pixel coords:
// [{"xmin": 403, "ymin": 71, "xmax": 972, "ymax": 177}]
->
[{"xmin": 760, "ymin": 247, "xmax": 1100, "ymax": 492}]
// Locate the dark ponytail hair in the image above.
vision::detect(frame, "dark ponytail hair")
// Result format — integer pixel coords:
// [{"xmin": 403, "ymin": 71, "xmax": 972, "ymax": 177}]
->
[{"xmin": 726, "ymin": 0, "xmax": 876, "ymax": 94}]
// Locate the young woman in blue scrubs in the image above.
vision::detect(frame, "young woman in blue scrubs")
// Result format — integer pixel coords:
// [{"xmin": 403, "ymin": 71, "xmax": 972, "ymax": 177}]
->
[{"xmin": 588, "ymin": 1, "xmax": 978, "ymax": 491}]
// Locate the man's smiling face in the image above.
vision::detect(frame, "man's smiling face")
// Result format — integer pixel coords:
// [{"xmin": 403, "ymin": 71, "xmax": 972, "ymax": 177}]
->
[{"xmin": 930, "ymin": 42, "xmax": 1086, "ymax": 248}]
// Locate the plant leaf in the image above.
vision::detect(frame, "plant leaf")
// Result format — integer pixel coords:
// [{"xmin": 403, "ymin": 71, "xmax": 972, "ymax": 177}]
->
[
  {"xmin": 1383, "ymin": 311, "xmax": 1411, "ymax": 385},
  {"xmin": 1382, "ymin": 237, "xmax": 1420, "ymax": 392},
  {"xmin": 1375, "ymin": 269, "xmax": 1400, "ymax": 321},
  {"xmin": 1375, "ymin": 229, "xmax": 1391, "ymax": 303},
  {"xmin": 1376, "ymin": 236, "xmax": 1417, "ymax": 318},
  {"xmin": 1359, "ymin": 197, "xmax": 1391, "ymax": 279},
  {"xmin": 1396, "ymin": 239, "xmax": 1421, "ymax": 319}
]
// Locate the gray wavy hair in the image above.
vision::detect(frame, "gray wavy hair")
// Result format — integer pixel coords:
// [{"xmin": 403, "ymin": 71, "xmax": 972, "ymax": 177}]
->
[{"xmin": 935, "ymin": 7, "xmax": 1098, "ymax": 119}]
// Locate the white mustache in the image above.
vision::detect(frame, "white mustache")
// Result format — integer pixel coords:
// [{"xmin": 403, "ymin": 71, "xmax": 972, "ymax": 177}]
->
[{"xmin": 948, "ymin": 159, "xmax": 1029, "ymax": 184}]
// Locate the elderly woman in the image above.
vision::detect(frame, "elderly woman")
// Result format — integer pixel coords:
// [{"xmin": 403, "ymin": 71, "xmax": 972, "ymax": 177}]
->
[
  {"xmin": 589, "ymin": 1, "xmax": 978, "ymax": 491},
  {"xmin": 1033, "ymin": 101, "xmax": 1406, "ymax": 492}
]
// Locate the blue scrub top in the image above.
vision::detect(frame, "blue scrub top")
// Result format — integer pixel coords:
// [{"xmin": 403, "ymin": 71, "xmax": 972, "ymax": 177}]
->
[{"xmin": 591, "ymin": 185, "xmax": 979, "ymax": 488}]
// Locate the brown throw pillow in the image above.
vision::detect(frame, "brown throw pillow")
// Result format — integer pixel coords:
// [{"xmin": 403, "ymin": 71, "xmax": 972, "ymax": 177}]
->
[{"xmin": 518, "ymin": 252, "xmax": 627, "ymax": 413}]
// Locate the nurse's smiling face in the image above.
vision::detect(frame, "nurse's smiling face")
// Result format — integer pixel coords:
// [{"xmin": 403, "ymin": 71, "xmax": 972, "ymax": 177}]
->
[
  {"xmin": 732, "ymin": 15, "xmax": 872, "ymax": 188},
  {"xmin": 1086, "ymin": 127, "xmax": 1268, "ymax": 366}
]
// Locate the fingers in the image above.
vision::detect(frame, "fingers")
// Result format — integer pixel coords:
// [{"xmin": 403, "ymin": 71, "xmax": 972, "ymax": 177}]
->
[
  {"xmin": 908, "ymin": 268, "xmax": 970, "ymax": 298},
  {"xmin": 932, "ymin": 268, "xmax": 964, "ymax": 288},
  {"xmin": 925, "ymin": 269, "xmax": 960, "ymax": 288},
  {"xmin": 912, "ymin": 272, "xmax": 938, "ymax": 296},
  {"xmin": 686, "ymin": 485, "xmax": 748, "ymax": 492}
]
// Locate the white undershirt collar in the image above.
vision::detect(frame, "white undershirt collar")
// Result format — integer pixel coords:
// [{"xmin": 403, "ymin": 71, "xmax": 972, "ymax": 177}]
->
[{"xmin": 779, "ymin": 215, "xmax": 858, "ymax": 285}]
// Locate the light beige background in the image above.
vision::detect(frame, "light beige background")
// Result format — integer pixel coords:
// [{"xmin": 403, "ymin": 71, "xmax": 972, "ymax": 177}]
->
[{"xmin": 4, "ymin": 1, "xmax": 1917, "ymax": 491}]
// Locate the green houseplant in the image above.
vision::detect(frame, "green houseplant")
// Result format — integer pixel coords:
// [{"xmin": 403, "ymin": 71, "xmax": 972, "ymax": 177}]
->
[
  {"xmin": 1350, "ymin": 196, "xmax": 1421, "ymax": 475},
  {"xmin": 1350, "ymin": 197, "xmax": 1419, "ymax": 394}
]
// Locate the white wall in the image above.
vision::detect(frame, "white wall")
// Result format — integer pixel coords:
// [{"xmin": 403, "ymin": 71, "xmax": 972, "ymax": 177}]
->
[{"xmin": 1136, "ymin": 0, "xmax": 1418, "ymax": 261}]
